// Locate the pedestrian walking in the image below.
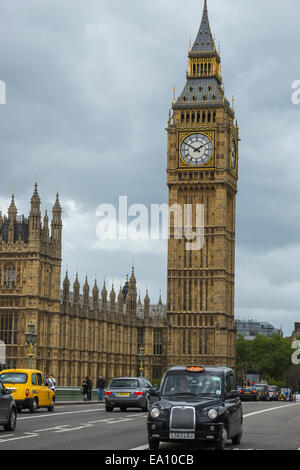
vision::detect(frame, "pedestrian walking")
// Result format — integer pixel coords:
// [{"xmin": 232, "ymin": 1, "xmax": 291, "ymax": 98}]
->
[
  {"xmin": 48, "ymin": 373, "xmax": 56, "ymax": 398},
  {"xmin": 96, "ymin": 375, "xmax": 106, "ymax": 402}
]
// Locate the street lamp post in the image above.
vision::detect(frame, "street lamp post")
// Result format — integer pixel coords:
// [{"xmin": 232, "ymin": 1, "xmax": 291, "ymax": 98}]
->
[
  {"xmin": 137, "ymin": 347, "xmax": 145, "ymax": 378},
  {"xmin": 25, "ymin": 321, "xmax": 37, "ymax": 369}
]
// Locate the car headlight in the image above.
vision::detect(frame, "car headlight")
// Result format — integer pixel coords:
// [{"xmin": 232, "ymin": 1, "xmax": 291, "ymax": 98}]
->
[
  {"xmin": 150, "ymin": 407, "xmax": 161, "ymax": 418},
  {"xmin": 207, "ymin": 409, "xmax": 218, "ymax": 419}
]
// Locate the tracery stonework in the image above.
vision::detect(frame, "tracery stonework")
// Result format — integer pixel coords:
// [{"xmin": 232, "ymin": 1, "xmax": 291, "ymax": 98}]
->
[
  {"xmin": 166, "ymin": 0, "xmax": 238, "ymax": 369},
  {"xmin": 0, "ymin": 1, "xmax": 238, "ymax": 385},
  {"xmin": 0, "ymin": 187, "xmax": 167, "ymax": 385}
]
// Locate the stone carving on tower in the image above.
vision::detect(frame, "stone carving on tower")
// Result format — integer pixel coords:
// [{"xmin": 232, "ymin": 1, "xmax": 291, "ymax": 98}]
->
[{"xmin": 166, "ymin": 0, "xmax": 239, "ymax": 369}]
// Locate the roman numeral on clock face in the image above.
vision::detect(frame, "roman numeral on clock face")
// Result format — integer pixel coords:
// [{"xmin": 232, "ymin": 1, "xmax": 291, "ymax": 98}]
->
[{"xmin": 180, "ymin": 133, "xmax": 213, "ymax": 166}]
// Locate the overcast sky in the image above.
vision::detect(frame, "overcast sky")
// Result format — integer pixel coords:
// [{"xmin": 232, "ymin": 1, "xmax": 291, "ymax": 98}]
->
[{"xmin": 0, "ymin": 0, "xmax": 300, "ymax": 335}]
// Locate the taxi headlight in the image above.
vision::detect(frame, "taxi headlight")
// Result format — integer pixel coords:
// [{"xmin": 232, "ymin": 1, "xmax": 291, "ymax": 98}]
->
[
  {"xmin": 207, "ymin": 408, "xmax": 218, "ymax": 419},
  {"xmin": 150, "ymin": 407, "xmax": 161, "ymax": 419}
]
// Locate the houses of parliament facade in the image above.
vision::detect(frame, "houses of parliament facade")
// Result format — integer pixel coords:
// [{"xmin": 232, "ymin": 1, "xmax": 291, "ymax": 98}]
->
[
  {"xmin": 0, "ymin": 186, "xmax": 168, "ymax": 385},
  {"xmin": 0, "ymin": 1, "xmax": 238, "ymax": 385}
]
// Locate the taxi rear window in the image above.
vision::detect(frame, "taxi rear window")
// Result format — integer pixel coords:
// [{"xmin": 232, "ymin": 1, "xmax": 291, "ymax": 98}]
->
[{"xmin": 0, "ymin": 372, "xmax": 28, "ymax": 384}]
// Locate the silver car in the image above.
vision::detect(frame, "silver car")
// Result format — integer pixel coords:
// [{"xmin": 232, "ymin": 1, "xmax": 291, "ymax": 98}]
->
[{"xmin": 105, "ymin": 377, "xmax": 158, "ymax": 412}]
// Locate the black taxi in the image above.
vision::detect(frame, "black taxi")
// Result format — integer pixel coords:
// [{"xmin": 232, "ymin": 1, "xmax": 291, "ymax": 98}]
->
[{"xmin": 147, "ymin": 365, "xmax": 243, "ymax": 450}]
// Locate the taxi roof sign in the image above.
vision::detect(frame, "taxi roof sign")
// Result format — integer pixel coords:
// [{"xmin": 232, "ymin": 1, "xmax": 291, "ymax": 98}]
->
[{"xmin": 186, "ymin": 366, "xmax": 205, "ymax": 373}]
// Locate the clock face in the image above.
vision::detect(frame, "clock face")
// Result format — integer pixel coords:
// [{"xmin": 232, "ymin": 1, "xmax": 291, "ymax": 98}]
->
[
  {"xmin": 231, "ymin": 138, "xmax": 237, "ymax": 170},
  {"xmin": 180, "ymin": 133, "xmax": 213, "ymax": 167}
]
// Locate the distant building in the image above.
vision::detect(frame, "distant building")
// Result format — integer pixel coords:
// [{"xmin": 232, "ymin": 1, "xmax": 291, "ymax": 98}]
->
[
  {"xmin": 291, "ymin": 323, "xmax": 300, "ymax": 340},
  {"xmin": 236, "ymin": 319, "xmax": 282, "ymax": 341}
]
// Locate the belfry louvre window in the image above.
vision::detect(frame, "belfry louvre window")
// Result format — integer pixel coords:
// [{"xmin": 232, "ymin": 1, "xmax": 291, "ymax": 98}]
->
[{"xmin": 153, "ymin": 329, "xmax": 163, "ymax": 355}]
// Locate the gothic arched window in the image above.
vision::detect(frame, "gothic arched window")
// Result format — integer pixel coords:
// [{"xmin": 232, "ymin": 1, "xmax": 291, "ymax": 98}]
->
[{"xmin": 4, "ymin": 263, "xmax": 16, "ymax": 287}]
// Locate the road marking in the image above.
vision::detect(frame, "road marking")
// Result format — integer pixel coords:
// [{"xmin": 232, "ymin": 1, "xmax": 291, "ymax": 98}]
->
[
  {"xmin": 106, "ymin": 418, "xmax": 133, "ymax": 425},
  {"xmin": 243, "ymin": 403, "xmax": 299, "ymax": 418},
  {"xmin": 0, "ymin": 411, "xmax": 147, "ymax": 446},
  {"xmin": 131, "ymin": 404, "xmax": 300, "ymax": 451},
  {"xmin": 0, "ymin": 432, "xmax": 38, "ymax": 443},
  {"xmin": 86, "ymin": 418, "xmax": 116, "ymax": 424},
  {"xmin": 55, "ymin": 424, "xmax": 93, "ymax": 433},
  {"xmin": 126, "ymin": 413, "xmax": 148, "ymax": 418},
  {"xmin": 33, "ymin": 425, "xmax": 69, "ymax": 432},
  {"xmin": 18, "ymin": 407, "xmax": 104, "ymax": 421}
]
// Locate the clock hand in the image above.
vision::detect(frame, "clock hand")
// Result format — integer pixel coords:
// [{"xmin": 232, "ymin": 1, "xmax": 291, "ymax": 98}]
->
[
  {"xmin": 184, "ymin": 142, "xmax": 199, "ymax": 152},
  {"xmin": 186, "ymin": 142, "xmax": 207, "ymax": 153},
  {"xmin": 185, "ymin": 141, "xmax": 208, "ymax": 153}
]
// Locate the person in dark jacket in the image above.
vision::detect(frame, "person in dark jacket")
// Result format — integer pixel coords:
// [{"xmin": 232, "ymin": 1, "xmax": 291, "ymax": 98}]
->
[
  {"xmin": 96, "ymin": 376, "xmax": 106, "ymax": 402},
  {"xmin": 87, "ymin": 376, "xmax": 93, "ymax": 401},
  {"xmin": 82, "ymin": 377, "xmax": 88, "ymax": 401}
]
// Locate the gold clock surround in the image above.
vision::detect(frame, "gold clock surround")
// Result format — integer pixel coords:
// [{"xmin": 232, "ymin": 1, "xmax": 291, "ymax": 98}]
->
[{"xmin": 178, "ymin": 130, "xmax": 215, "ymax": 170}]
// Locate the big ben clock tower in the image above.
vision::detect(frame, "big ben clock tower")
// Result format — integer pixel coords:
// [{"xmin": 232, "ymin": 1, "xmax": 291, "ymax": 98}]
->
[{"xmin": 166, "ymin": 0, "xmax": 239, "ymax": 369}]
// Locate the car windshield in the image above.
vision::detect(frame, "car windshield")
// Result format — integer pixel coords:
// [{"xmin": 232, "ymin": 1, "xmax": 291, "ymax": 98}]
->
[
  {"xmin": 255, "ymin": 385, "xmax": 266, "ymax": 390},
  {"xmin": 109, "ymin": 379, "xmax": 139, "ymax": 388},
  {"xmin": 161, "ymin": 372, "xmax": 222, "ymax": 397},
  {"xmin": 0, "ymin": 372, "xmax": 28, "ymax": 384}
]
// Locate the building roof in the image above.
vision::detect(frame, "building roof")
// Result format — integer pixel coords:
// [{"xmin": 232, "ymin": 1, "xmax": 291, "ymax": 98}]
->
[
  {"xmin": 176, "ymin": 77, "xmax": 223, "ymax": 107},
  {"xmin": 0, "ymin": 216, "xmax": 29, "ymax": 243}
]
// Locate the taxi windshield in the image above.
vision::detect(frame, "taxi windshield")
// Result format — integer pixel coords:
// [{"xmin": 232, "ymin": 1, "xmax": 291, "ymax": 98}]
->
[
  {"xmin": 0, "ymin": 372, "xmax": 28, "ymax": 384},
  {"xmin": 161, "ymin": 372, "xmax": 222, "ymax": 397}
]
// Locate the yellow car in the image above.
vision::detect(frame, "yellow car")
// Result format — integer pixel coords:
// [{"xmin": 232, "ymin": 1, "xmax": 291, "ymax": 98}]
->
[{"xmin": 0, "ymin": 369, "xmax": 55, "ymax": 413}]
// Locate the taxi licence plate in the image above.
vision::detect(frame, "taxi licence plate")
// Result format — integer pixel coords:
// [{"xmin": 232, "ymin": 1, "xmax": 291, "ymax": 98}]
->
[
  {"xmin": 117, "ymin": 393, "xmax": 130, "ymax": 397},
  {"xmin": 170, "ymin": 433, "xmax": 195, "ymax": 440}
]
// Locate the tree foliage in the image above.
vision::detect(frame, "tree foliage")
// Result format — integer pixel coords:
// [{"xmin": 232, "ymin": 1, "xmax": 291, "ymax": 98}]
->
[{"xmin": 236, "ymin": 334, "xmax": 293, "ymax": 383}]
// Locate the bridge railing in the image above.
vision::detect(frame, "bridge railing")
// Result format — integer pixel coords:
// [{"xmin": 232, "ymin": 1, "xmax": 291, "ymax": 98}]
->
[{"xmin": 55, "ymin": 387, "xmax": 100, "ymax": 402}]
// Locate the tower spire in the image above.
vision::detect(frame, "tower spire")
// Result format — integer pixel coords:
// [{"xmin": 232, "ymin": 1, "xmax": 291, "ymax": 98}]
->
[
  {"xmin": 190, "ymin": 0, "xmax": 215, "ymax": 53},
  {"xmin": 29, "ymin": 183, "xmax": 41, "ymax": 242},
  {"xmin": 173, "ymin": 0, "xmax": 225, "ymax": 109},
  {"xmin": 51, "ymin": 192, "xmax": 62, "ymax": 251},
  {"xmin": 7, "ymin": 193, "xmax": 17, "ymax": 244}
]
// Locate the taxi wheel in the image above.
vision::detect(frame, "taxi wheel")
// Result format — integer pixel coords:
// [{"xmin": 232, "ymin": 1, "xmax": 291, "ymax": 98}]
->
[
  {"xmin": 232, "ymin": 426, "xmax": 243, "ymax": 445},
  {"xmin": 4, "ymin": 408, "xmax": 17, "ymax": 432},
  {"xmin": 148, "ymin": 438, "xmax": 160, "ymax": 450},
  {"xmin": 105, "ymin": 405, "xmax": 113, "ymax": 412},
  {"xmin": 48, "ymin": 399, "xmax": 55, "ymax": 412},
  {"xmin": 120, "ymin": 406, "xmax": 127, "ymax": 412},
  {"xmin": 30, "ymin": 398, "xmax": 38, "ymax": 413},
  {"xmin": 215, "ymin": 428, "xmax": 227, "ymax": 451}
]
